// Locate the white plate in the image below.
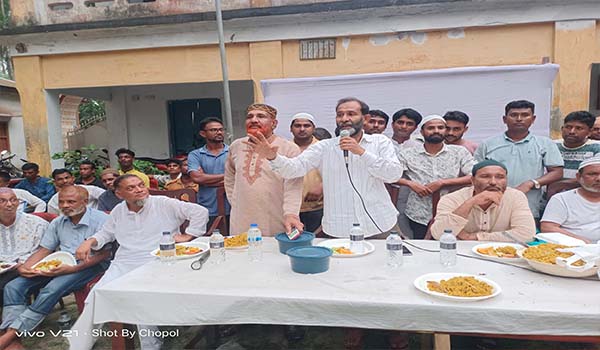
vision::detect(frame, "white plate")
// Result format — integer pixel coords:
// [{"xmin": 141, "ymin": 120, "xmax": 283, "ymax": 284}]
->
[
  {"xmin": 151, "ymin": 242, "xmax": 209, "ymax": 260},
  {"xmin": 414, "ymin": 273, "xmax": 502, "ymax": 302},
  {"xmin": 32, "ymin": 251, "xmax": 77, "ymax": 271},
  {"xmin": 224, "ymin": 234, "xmax": 248, "ymax": 250},
  {"xmin": 472, "ymin": 242, "xmax": 525, "ymax": 262},
  {"xmin": 0, "ymin": 262, "xmax": 17, "ymax": 275},
  {"xmin": 517, "ymin": 248, "xmax": 598, "ymax": 278},
  {"xmin": 316, "ymin": 239, "xmax": 375, "ymax": 258},
  {"xmin": 535, "ymin": 233, "xmax": 586, "ymax": 246}
]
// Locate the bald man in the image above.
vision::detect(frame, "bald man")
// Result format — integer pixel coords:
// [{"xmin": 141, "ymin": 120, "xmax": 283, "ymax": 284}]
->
[{"xmin": 0, "ymin": 186, "xmax": 110, "ymax": 349}]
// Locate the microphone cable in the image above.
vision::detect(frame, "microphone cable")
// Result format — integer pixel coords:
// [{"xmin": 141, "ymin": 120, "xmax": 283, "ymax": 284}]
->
[{"xmin": 344, "ymin": 160, "xmax": 385, "ymax": 234}]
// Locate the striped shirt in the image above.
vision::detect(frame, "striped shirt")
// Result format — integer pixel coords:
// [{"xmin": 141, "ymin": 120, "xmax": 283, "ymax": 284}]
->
[{"xmin": 270, "ymin": 133, "xmax": 403, "ymax": 237}]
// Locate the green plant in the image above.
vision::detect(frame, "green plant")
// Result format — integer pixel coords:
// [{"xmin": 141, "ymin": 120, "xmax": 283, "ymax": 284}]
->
[
  {"xmin": 78, "ymin": 99, "xmax": 105, "ymax": 121},
  {"xmin": 52, "ymin": 145, "xmax": 110, "ymax": 178},
  {"xmin": 133, "ymin": 160, "xmax": 164, "ymax": 175}
]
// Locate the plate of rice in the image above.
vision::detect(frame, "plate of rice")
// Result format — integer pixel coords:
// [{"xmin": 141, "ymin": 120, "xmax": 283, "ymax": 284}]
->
[
  {"xmin": 518, "ymin": 244, "xmax": 598, "ymax": 278},
  {"xmin": 414, "ymin": 273, "xmax": 501, "ymax": 301}
]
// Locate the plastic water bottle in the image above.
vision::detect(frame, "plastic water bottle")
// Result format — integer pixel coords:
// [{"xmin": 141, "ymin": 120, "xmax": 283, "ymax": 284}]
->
[
  {"xmin": 159, "ymin": 231, "xmax": 176, "ymax": 264},
  {"xmin": 247, "ymin": 224, "xmax": 263, "ymax": 262},
  {"xmin": 386, "ymin": 231, "xmax": 403, "ymax": 269},
  {"xmin": 440, "ymin": 229, "xmax": 457, "ymax": 267},
  {"xmin": 57, "ymin": 310, "xmax": 72, "ymax": 330},
  {"xmin": 349, "ymin": 223, "xmax": 365, "ymax": 254},
  {"xmin": 209, "ymin": 229, "xmax": 226, "ymax": 264}
]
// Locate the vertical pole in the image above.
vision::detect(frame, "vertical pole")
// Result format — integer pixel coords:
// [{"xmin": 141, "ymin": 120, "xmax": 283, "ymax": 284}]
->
[{"xmin": 215, "ymin": 0, "xmax": 235, "ymax": 143}]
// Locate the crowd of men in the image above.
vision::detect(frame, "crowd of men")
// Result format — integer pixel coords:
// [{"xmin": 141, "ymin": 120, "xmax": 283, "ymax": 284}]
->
[{"xmin": 0, "ymin": 98, "xmax": 598, "ymax": 349}]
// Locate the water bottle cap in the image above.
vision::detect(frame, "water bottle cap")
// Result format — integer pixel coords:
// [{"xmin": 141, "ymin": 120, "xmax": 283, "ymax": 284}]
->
[
  {"xmin": 213, "ymin": 229, "xmax": 221, "ymax": 234},
  {"xmin": 162, "ymin": 231, "xmax": 171, "ymax": 235},
  {"xmin": 390, "ymin": 231, "xmax": 399, "ymax": 235},
  {"xmin": 250, "ymin": 223, "xmax": 258, "ymax": 228},
  {"xmin": 443, "ymin": 229, "xmax": 453, "ymax": 234},
  {"xmin": 352, "ymin": 223, "xmax": 360, "ymax": 227}
]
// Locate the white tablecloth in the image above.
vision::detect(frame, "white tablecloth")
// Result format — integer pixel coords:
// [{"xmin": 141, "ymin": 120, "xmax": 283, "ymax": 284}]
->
[{"xmin": 73, "ymin": 239, "xmax": 600, "ymax": 348}]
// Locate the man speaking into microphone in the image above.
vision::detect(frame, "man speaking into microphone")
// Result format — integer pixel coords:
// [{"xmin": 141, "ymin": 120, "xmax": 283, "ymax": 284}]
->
[{"xmin": 245, "ymin": 97, "xmax": 404, "ymax": 238}]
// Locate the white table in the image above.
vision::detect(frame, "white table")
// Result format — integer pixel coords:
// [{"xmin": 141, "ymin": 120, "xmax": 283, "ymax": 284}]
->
[{"xmin": 74, "ymin": 239, "xmax": 600, "ymax": 349}]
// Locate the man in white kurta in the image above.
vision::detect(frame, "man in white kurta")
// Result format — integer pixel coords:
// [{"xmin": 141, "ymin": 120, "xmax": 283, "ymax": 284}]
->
[
  {"xmin": 72, "ymin": 174, "xmax": 208, "ymax": 350},
  {"xmin": 247, "ymin": 98, "xmax": 404, "ymax": 238}
]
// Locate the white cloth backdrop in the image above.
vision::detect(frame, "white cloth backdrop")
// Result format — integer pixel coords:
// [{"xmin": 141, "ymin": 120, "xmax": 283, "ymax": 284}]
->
[{"xmin": 262, "ymin": 64, "xmax": 559, "ymax": 142}]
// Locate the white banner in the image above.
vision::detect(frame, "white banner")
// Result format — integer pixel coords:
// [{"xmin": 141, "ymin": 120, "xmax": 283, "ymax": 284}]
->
[{"xmin": 262, "ymin": 64, "xmax": 559, "ymax": 142}]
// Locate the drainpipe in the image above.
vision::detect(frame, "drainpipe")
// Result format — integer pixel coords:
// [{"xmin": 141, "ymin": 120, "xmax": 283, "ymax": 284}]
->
[{"xmin": 215, "ymin": 0, "xmax": 235, "ymax": 143}]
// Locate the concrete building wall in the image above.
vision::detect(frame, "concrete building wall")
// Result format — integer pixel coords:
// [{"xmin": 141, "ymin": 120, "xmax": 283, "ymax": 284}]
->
[{"xmin": 8, "ymin": 18, "xmax": 600, "ymax": 172}]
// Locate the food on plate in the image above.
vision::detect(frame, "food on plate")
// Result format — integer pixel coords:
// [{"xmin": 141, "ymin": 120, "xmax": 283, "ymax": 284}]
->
[
  {"xmin": 522, "ymin": 243, "xmax": 584, "ymax": 266},
  {"xmin": 225, "ymin": 233, "xmax": 248, "ymax": 248},
  {"xmin": 331, "ymin": 246, "xmax": 353, "ymax": 255},
  {"xmin": 426, "ymin": 276, "xmax": 493, "ymax": 297},
  {"xmin": 34, "ymin": 259, "xmax": 62, "ymax": 272},
  {"xmin": 476, "ymin": 245, "xmax": 518, "ymax": 258},
  {"xmin": 155, "ymin": 245, "xmax": 203, "ymax": 256}
]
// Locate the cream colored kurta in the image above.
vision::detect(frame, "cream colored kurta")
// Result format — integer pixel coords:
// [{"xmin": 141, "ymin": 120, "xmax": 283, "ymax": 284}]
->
[
  {"xmin": 431, "ymin": 186, "xmax": 536, "ymax": 242},
  {"xmin": 225, "ymin": 135, "xmax": 303, "ymax": 236}
]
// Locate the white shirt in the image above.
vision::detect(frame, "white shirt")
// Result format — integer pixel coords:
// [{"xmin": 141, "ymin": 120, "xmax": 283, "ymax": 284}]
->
[
  {"xmin": 0, "ymin": 213, "xmax": 48, "ymax": 264},
  {"xmin": 541, "ymin": 189, "xmax": 600, "ymax": 242},
  {"xmin": 12, "ymin": 188, "xmax": 46, "ymax": 212},
  {"xmin": 270, "ymin": 133, "xmax": 403, "ymax": 237},
  {"xmin": 92, "ymin": 195, "xmax": 209, "ymax": 267},
  {"xmin": 47, "ymin": 184, "xmax": 105, "ymax": 215}
]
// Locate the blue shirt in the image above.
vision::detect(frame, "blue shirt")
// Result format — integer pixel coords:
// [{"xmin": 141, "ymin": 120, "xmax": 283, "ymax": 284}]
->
[
  {"xmin": 187, "ymin": 144, "xmax": 230, "ymax": 216},
  {"xmin": 475, "ymin": 133, "xmax": 564, "ymax": 218},
  {"xmin": 40, "ymin": 207, "xmax": 109, "ymax": 255},
  {"xmin": 15, "ymin": 177, "xmax": 55, "ymax": 203}
]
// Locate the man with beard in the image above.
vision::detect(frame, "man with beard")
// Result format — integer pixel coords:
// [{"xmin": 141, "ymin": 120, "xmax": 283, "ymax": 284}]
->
[
  {"xmin": 363, "ymin": 109, "xmax": 389, "ymax": 134},
  {"xmin": 443, "ymin": 110, "xmax": 478, "ymax": 155},
  {"xmin": 75, "ymin": 174, "xmax": 208, "ymax": 350},
  {"xmin": 246, "ymin": 97, "xmax": 403, "ymax": 238},
  {"xmin": 541, "ymin": 156, "xmax": 600, "ymax": 243},
  {"xmin": 475, "ymin": 100, "xmax": 563, "ymax": 219},
  {"xmin": 189, "ymin": 118, "xmax": 230, "ymax": 231},
  {"xmin": 225, "ymin": 104, "xmax": 303, "ymax": 236},
  {"xmin": 397, "ymin": 115, "xmax": 474, "ymax": 239},
  {"xmin": 431, "ymin": 160, "xmax": 535, "ymax": 241},
  {"xmin": 0, "ymin": 186, "xmax": 110, "ymax": 350},
  {"xmin": 289, "ymin": 113, "xmax": 324, "ymax": 233}
]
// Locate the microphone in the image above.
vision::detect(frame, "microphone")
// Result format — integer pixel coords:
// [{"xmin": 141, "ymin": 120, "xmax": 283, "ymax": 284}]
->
[{"xmin": 340, "ymin": 128, "xmax": 355, "ymax": 165}]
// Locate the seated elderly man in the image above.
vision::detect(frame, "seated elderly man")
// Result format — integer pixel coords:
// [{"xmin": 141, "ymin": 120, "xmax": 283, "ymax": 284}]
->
[
  {"xmin": 75, "ymin": 174, "xmax": 209, "ymax": 350},
  {"xmin": 0, "ymin": 189, "xmax": 48, "ymax": 305},
  {"xmin": 0, "ymin": 186, "xmax": 110, "ymax": 350},
  {"xmin": 541, "ymin": 156, "xmax": 600, "ymax": 243},
  {"xmin": 431, "ymin": 160, "xmax": 536, "ymax": 242}
]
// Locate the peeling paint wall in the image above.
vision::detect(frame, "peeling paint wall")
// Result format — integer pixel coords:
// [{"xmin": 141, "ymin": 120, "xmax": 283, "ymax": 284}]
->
[{"xmin": 10, "ymin": 0, "xmax": 347, "ymax": 26}]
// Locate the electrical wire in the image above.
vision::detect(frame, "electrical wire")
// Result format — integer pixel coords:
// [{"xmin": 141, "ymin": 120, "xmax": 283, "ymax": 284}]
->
[{"xmin": 345, "ymin": 162, "xmax": 384, "ymax": 233}]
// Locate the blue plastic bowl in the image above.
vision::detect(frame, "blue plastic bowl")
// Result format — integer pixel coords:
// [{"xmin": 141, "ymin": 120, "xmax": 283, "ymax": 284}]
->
[
  {"xmin": 286, "ymin": 246, "xmax": 332, "ymax": 274},
  {"xmin": 274, "ymin": 232, "xmax": 315, "ymax": 254}
]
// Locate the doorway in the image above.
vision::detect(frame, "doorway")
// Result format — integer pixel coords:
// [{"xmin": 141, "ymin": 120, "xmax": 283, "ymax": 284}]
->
[{"xmin": 167, "ymin": 98, "xmax": 222, "ymax": 155}]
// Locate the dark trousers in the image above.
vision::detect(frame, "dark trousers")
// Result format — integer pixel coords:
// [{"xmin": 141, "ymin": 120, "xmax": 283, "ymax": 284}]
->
[
  {"xmin": 206, "ymin": 215, "xmax": 230, "ymax": 235},
  {"xmin": 300, "ymin": 208, "xmax": 323, "ymax": 234},
  {"xmin": 408, "ymin": 219, "xmax": 428, "ymax": 240}
]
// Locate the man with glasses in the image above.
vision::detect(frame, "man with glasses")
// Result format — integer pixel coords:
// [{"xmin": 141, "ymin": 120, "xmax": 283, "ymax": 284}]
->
[
  {"xmin": 188, "ymin": 118, "xmax": 231, "ymax": 231},
  {"xmin": 0, "ymin": 189, "xmax": 48, "ymax": 306},
  {"xmin": 475, "ymin": 100, "xmax": 564, "ymax": 219}
]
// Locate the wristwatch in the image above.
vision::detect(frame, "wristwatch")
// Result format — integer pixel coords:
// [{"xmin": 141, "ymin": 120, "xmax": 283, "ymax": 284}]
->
[{"xmin": 530, "ymin": 179, "xmax": 541, "ymax": 189}]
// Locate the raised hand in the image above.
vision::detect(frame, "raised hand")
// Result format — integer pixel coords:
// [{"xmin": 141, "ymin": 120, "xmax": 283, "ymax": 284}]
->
[{"xmin": 243, "ymin": 132, "xmax": 278, "ymax": 160}]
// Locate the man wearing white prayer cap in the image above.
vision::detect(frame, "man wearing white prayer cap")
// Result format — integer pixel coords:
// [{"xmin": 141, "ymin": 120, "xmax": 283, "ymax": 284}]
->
[
  {"xmin": 289, "ymin": 113, "xmax": 324, "ymax": 232},
  {"xmin": 395, "ymin": 114, "xmax": 475, "ymax": 238},
  {"xmin": 541, "ymin": 155, "xmax": 600, "ymax": 243}
]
